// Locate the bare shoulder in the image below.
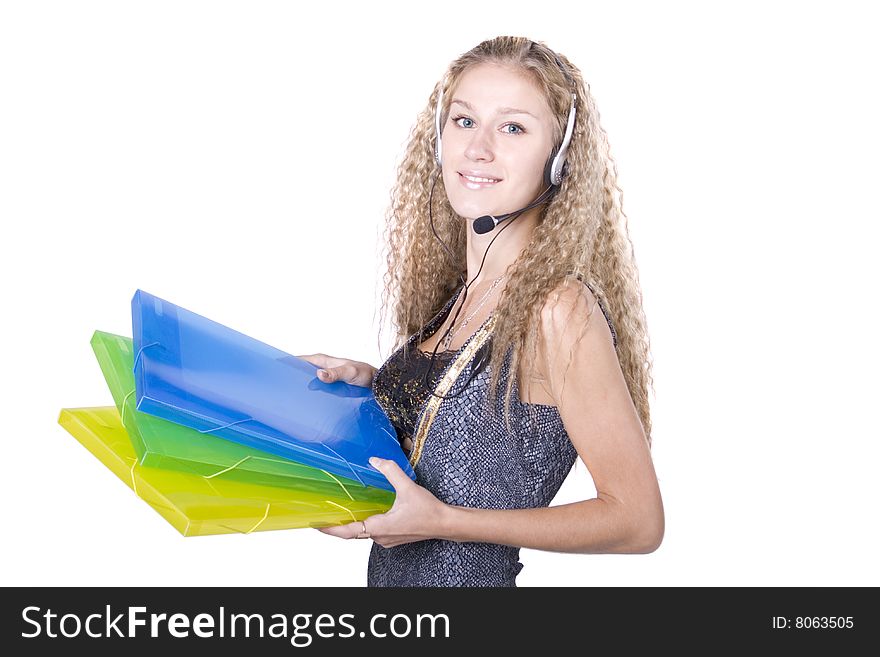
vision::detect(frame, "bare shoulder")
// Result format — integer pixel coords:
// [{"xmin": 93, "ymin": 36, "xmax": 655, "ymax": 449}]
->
[
  {"xmin": 542, "ymin": 276, "xmax": 595, "ymax": 313},
  {"xmin": 519, "ymin": 277, "xmax": 615, "ymax": 405},
  {"xmin": 538, "ymin": 276, "xmax": 613, "ymax": 350}
]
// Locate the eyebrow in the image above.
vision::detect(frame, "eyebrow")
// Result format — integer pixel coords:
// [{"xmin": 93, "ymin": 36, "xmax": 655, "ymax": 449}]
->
[{"xmin": 450, "ymin": 98, "xmax": 538, "ymax": 119}]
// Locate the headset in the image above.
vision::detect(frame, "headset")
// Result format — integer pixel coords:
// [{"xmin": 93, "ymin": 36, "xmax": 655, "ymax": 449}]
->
[{"xmin": 418, "ymin": 42, "xmax": 580, "ymax": 399}]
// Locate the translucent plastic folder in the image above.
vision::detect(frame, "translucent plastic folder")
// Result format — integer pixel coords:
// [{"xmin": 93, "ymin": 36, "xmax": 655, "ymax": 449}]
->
[
  {"xmin": 131, "ymin": 289, "xmax": 413, "ymax": 492},
  {"xmin": 91, "ymin": 330, "xmax": 393, "ymax": 498},
  {"xmin": 57, "ymin": 407, "xmax": 393, "ymax": 537}
]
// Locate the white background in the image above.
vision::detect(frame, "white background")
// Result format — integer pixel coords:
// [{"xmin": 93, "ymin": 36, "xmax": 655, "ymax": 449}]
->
[{"xmin": 1, "ymin": 0, "xmax": 877, "ymax": 587}]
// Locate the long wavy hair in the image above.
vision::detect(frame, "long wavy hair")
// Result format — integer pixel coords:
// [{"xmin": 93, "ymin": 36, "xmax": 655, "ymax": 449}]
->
[{"xmin": 377, "ymin": 36, "xmax": 655, "ymax": 446}]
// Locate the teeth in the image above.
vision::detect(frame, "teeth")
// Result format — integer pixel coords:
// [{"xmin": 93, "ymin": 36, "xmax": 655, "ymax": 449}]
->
[{"xmin": 463, "ymin": 174, "xmax": 500, "ymax": 183}]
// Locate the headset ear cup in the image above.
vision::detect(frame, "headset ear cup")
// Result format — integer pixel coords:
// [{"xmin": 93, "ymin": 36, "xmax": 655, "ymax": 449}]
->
[
  {"xmin": 434, "ymin": 123, "xmax": 442, "ymax": 168},
  {"xmin": 544, "ymin": 147, "xmax": 560, "ymax": 187}
]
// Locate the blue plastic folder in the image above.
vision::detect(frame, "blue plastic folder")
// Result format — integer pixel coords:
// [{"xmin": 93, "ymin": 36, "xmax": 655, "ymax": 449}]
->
[{"xmin": 131, "ymin": 289, "xmax": 413, "ymax": 492}]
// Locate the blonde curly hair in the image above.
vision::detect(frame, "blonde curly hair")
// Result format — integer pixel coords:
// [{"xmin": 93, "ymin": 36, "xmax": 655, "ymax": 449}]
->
[{"xmin": 377, "ymin": 36, "xmax": 655, "ymax": 447}]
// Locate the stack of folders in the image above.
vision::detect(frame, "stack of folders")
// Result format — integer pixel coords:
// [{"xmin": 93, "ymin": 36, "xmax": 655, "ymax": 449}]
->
[{"xmin": 58, "ymin": 290, "xmax": 411, "ymax": 537}]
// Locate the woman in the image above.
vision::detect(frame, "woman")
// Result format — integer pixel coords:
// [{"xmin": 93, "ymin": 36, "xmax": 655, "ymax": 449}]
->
[{"xmin": 299, "ymin": 36, "xmax": 663, "ymax": 586}]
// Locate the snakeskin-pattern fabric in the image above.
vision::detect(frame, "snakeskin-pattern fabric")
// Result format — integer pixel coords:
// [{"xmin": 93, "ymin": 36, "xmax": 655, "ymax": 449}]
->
[{"xmin": 367, "ymin": 283, "xmax": 616, "ymax": 587}]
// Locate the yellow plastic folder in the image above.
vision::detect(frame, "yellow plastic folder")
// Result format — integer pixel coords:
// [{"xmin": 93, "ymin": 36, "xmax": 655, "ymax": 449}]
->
[{"xmin": 58, "ymin": 406, "xmax": 392, "ymax": 536}]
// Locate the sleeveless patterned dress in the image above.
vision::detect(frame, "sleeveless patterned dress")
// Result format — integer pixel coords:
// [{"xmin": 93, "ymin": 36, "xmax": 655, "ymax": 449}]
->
[{"xmin": 367, "ymin": 283, "xmax": 617, "ymax": 586}]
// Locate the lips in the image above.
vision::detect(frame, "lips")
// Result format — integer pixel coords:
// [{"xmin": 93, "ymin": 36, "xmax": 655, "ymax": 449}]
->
[{"xmin": 458, "ymin": 172, "xmax": 502, "ymax": 190}]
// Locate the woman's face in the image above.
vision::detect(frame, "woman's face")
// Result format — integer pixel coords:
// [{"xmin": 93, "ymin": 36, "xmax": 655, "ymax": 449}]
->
[{"xmin": 440, "ymin": 62, "xmax": 556, "ymax": 221}]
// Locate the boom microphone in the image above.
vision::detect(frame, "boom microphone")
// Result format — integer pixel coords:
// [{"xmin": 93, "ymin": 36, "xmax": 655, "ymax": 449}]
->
[{"xmin": 472, "ymin": 186, "xmax": 556, "ymax": 235}]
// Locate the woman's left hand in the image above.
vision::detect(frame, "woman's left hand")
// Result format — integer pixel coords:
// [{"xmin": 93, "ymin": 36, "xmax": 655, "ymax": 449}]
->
[{"xmin": 317, "ymin": 457, "xmax": 450, "ymax": 548}]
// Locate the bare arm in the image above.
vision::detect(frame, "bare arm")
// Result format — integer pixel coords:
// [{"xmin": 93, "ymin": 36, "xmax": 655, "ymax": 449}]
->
[{"xmin": 437, "ymin": 280, "xmax": 663, "ymax": 554}]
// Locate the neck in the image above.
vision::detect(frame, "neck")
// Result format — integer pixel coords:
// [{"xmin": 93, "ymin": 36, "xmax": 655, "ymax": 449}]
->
[{"xmin": 463, "ymin": 206, "xmax": 541, "ymax": 286}]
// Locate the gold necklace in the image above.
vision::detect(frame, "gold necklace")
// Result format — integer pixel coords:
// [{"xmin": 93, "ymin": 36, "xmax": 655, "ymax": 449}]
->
[{"xmin": 442, "ymin": 274, "xmax": 506, "ymax": 350}]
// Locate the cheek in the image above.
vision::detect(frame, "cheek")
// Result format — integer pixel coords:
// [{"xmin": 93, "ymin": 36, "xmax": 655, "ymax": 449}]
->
[
  {"xmin": 512, "ymin": 151, "xmax": 550, "ymax": 187},
  {"xmin": 441, "ymin": 167, "xmax": 459, "ymax": 193}
]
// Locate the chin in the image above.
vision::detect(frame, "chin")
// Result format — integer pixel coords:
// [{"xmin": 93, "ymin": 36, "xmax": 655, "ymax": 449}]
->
[
  {"xmin": 457, "ymin": 208, "xmax": 492, "ymax": 221},
  {"xmin": 448, "ymin": 195, "xmax": 505, "ymax": 220},
  {"xmin": 446, "ymin": 201, "xmax": 482, "ymax": 221},
  {"xmin": 446, "ymin": 190, "xmax": 536, "ymax": 222}
]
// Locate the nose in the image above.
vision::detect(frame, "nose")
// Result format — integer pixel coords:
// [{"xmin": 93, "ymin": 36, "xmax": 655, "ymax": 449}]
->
[{"xmin": 463, "ymin": 125, "xmax": 495, "ymax": 163}]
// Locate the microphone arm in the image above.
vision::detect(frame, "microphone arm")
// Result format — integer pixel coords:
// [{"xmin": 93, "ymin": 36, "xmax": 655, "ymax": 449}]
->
[{"xmin": 472, "ymin": 186, "xmax": 556, "ymax": 235}]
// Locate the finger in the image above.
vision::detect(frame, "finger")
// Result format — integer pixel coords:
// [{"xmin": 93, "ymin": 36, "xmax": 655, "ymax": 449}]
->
[
  {"xmin": 317, "ymin": 366, "xmax": 337, "ymax": 382},
  {"xmin": 295, "ymin": 354, "xmax": 340, "ymax": 382},
  {"xmin": 319, "ymin": 363, "xmax": 359, "ymax": 384},
  {"xmin": 369, "ymin": 457, "xmax": 412, "ymax": 491},
  {"xmin": 317, "ymin": 522, "xmax": 362, "ymax": 539},
  {"xmin": 296, "ymin": 353, "xmax": 327, "ymax": 367}
]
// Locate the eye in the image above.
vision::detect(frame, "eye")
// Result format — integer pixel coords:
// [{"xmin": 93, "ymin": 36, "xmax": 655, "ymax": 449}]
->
[{"xmin": 451, "ymin": 115, "xmax": 526, "ymax": 135}]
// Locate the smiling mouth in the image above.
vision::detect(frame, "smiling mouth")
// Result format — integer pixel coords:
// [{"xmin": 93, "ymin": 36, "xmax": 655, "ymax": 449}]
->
[{"xmin": 459, "ymin": 173, "xmax": 502, "ymax": 189}]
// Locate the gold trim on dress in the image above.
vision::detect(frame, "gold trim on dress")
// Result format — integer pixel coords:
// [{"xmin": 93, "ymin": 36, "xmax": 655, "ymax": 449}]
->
[{"xmin": 408, "ymin": 315, "xmax": 497, "ymax": 468}]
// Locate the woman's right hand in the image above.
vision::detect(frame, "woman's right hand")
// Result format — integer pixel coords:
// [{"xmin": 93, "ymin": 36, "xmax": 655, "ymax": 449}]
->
[{"xmin": 296, "ymin": 353, "xmax": 377, "ymax": 388}]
